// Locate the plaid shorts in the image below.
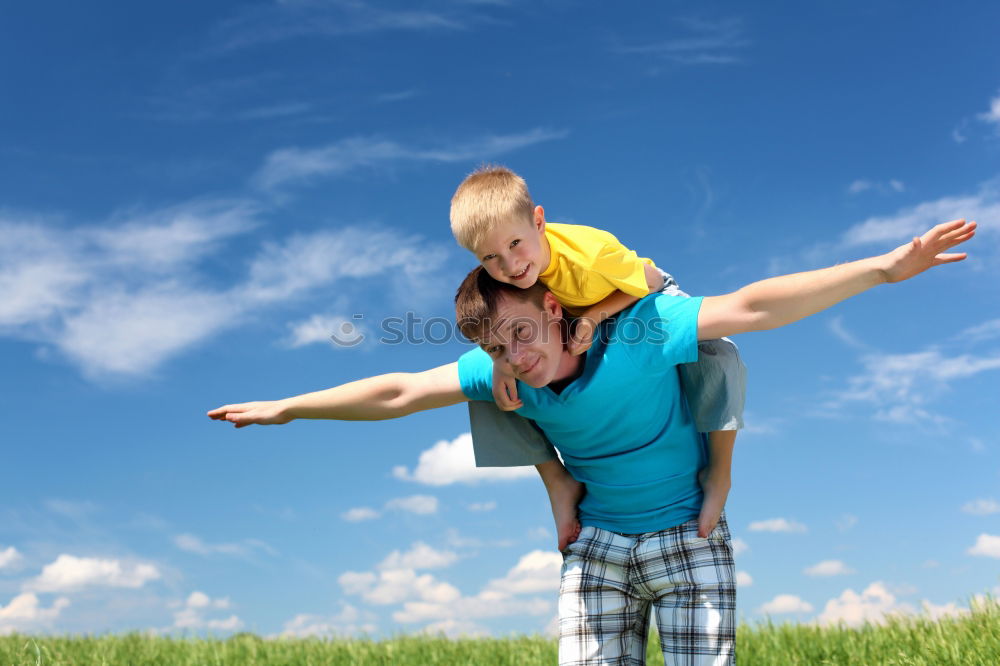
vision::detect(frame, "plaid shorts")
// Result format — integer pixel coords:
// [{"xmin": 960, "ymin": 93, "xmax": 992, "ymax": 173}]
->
[{"xmin": 558, "ymin": 515, "xmax": 736, "ymax": 665}]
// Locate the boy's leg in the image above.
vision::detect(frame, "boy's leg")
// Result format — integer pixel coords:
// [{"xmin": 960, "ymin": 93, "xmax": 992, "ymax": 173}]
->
[
  {"xmin": 660, "ymin": 270, "xmax": 748, "ymax": 433},
  {"xmin": 559, "ymin": 526, "xmax": 651, "ymax": 665},
  {"xmin": 467, "ymin": 400, "xmax": 557, "ymax": 466},
  {"xmin": 538, "ymin": 459, "xmax": 585, "ymax": 551},
  {"xmin": 645, "ymin": 516, "xmax": 736, "ymax": 665}
]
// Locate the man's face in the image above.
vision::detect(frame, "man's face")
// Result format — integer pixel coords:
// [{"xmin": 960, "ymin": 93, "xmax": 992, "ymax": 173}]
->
[
  {"xmin": 471, "ymin": 213, "xmax": 546, "ymax": 287},
  {"xmin": 478, "ymin": 292, "xmax": 567, "ymax": 388}
]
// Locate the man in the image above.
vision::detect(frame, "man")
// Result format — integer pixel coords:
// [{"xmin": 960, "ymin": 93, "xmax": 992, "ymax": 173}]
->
[{"xmin": 209, "ymin": 219, "xmax": 973, "ymax": 665}]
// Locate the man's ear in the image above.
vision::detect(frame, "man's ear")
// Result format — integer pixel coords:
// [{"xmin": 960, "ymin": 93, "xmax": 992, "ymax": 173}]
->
[{"xmin": 533, "ymin": 205, "xmax": 546, "ymax": 235}]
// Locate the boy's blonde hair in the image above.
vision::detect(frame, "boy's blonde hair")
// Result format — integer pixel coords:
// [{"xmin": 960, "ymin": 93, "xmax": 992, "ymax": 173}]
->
[{"xmin": 450, "ymin": 165, "xmax": 535, "ymax": 251}]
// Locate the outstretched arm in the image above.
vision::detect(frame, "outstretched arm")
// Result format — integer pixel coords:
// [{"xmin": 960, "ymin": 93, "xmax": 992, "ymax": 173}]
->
[
  {"xmin": 697, "ymin": 219, "xmax": 976, "ymax": 341},
  {"xmin": 207, "ymin": 362, "xmax": 468, "ymax": 428}
]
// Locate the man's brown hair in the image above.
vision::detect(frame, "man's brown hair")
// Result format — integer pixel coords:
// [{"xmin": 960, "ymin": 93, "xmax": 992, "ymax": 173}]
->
[
  {"xmin": 454, "ymin": 266, "xmax": 549, "ymax": 343},
  {"xmin": 450, "ymin": 165, "xmax": 535, "ymax": 251}
]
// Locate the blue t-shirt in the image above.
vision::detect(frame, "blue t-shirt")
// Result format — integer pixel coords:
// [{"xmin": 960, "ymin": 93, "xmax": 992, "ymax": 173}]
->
[{"xmin": 457, "ymin": 294, "xmax": 706, "ymax": 534}]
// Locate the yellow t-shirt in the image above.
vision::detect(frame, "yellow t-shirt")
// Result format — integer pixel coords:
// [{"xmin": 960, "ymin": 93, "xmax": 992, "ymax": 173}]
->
[{"xmin": 537, "ymin": 223, "xmax": 656, "ymax": 315}]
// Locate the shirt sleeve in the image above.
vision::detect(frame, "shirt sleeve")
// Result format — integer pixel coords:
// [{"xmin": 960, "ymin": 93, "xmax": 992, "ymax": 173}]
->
[
  {"xmin": 619, "ymin": 294, "xmax": 703, "ymax": 370},
  {"xmin": 457, "ymin": 347, "xmax": 497, "ymax": 402},
  {"xmin": 591, "ymin": 241, "xmax": 654, "ymax": 299}
]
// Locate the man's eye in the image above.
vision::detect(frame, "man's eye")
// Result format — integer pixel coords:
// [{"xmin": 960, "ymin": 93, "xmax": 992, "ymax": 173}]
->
[
  {"xmin": 488, "ymin": 346, "xmax": 502, "ymax": 355},
  {"xmin": 515, "ymin": 326, "xmax": 526, "ymax": 339}
]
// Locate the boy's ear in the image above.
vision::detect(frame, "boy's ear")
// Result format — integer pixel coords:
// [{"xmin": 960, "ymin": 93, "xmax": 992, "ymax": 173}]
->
[
  {"xmin": 533, "ymin": 206, "xmax": 546, "ymax": 234},
  {"xmin": 542, "ymin": 290, "xmax": 561, "ymax": 319}
]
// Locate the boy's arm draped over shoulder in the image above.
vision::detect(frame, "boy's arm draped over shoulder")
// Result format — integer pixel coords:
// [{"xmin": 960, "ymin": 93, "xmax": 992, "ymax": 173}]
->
[
  {"xmin": 696, "ymin": 219, "xmax": 975, "ymax": 341},
  {"xmin": 207, "ymin": 362, "xmax": 468, "ymax": 428}
]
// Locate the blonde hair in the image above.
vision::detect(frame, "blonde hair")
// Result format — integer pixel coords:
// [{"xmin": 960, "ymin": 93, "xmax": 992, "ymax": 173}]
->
[{"xmin": 450, "ymin": 165, "xmax": 535, "ymax": 251}]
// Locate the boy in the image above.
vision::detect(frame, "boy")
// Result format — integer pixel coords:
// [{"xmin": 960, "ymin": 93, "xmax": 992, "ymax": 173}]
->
[{"xmin": 450, "ymin": 165, "xmax": 746, "ymax": 550}]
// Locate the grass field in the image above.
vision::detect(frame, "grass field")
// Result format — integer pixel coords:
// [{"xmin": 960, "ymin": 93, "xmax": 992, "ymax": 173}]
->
[{"xmin": 2, "ymin": 601, "xmax": 998, "ymax": 665}]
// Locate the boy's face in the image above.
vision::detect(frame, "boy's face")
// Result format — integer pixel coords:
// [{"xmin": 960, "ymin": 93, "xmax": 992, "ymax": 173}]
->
[{"xmin": 471, "ymin": 207, "xmax": 547, "ymax": 288}]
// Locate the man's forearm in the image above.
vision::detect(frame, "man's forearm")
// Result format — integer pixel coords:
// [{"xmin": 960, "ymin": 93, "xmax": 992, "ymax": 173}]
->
[
  {"xmin": 740, "ymin": 256, "xmax": 887, "ymax": 331},
  {"xmin": 281, "ymin": 373, "xmax": 413, "ymax": 421}
]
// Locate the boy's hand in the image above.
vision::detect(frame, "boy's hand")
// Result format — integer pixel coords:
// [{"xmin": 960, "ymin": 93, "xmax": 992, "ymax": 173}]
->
[
  {"xmin": 697, "ymin": 465, "xmax": 732, "ymax": 538},
  {"xmin": 491, "ymin": 362, "xmax": 522, "ymax": 411},
  {"xmin": 207, "ymin": 401, "xmax": 291, "ymax": 428},
  {"xmin": 568, "ymin": 318, "xmax": 596, "ymax": 356},
  {"xmin": 881, "ymin": 219, "xmax": 976, "ymax": 284}
]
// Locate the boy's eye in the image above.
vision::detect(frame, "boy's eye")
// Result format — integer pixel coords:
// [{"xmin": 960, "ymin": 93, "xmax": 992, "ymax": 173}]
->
[
  {"xmin": 482, "ymin": 254, "xmax": 496, "ymax": 261},
  {"xmin": 509, "ymin": 239, "xmax": 520, "ymax": 248}
]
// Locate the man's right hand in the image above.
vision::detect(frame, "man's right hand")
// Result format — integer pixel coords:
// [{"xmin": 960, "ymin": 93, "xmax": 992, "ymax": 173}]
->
[
  {"xmin": 491, "ymin": 363, "xmax": 523, "ymax": 411},
  {"xmin": 208, "ymin": 401, "xmax": 292, "ymax": 428}
]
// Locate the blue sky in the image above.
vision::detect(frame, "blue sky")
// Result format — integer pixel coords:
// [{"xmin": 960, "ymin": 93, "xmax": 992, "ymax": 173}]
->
[{"xmin": 1, "ymin": 0, "xmax": 999, "ymax": 638}]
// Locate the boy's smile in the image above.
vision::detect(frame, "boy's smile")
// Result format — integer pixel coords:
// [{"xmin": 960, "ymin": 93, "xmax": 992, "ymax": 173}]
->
[{"xmin": 472, "ymin": 206, "xmax": 552, "ymax": 288}]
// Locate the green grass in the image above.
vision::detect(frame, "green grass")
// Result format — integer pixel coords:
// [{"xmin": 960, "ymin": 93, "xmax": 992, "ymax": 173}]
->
[{"xmin": 2, "ymin": 602, "xmax": 998, "ymax": 665}]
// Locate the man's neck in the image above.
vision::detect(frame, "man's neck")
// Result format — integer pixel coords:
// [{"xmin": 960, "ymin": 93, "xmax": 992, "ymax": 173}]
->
[{"xmin": 547, "ymin": 349, "xmax": 584, "ymax": 394}]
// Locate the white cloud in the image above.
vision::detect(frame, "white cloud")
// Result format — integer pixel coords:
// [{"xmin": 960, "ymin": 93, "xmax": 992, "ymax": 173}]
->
[
  {"xmin": 920, "ymin": 600, "xmax": 969, "ymax": 621},
  {"xmin": 731, "ymin": 537, "xmax": 748, "ymax": 555},
  {"xmin": 378, "ymin": 543, "xmax": 457, "ymax": 571},
  {"xmin": 758, "ymin": 594, "xmax": 814, "ymax": 615},
  {"xmin": 483, "ymin": 551, "xmax": 562, "ymax": 596},
  {"xmin": 26, "ymin": 555, "xmax": 160, "ymax": 593},
  {"xmin": 252, "ymin": 130, "xmax": 568, "ymax": 191},
  {"xmin": 339, "ymin": 568, "xmax": 460, "ymax": 606},
  {"xmin": 173, "ymin": 533, "xmax": 276, "ymax": 558},
  {"xmin": 185, "ymin": 591, "xmax": 231, "ymax": 610},
  {"xmin": 342, "ymin": 507, "xmax": 380, "ymax": 522},
  {"xmin": 0, "ymin": 593, "xmax": 70, "ymax": 634},
  {"xmin": 747, "ymin": 518, "xmax": 807, "ymax": 533},
  {"xmin": 468, "ymin": 501, "xmax": 497, "ymax": 512},
  {"xmin": 170, "ymin": 590, "xmax": 241, "ymax": 631},
  {"xmin": 419, "ymin": 618, "xmax": 490, "ymax": 638},
  {"xmin": 384, "ymin": 495, "xmax": 439, "ymax": 516},
  {"xmin": 804, "ymin": 560, "xmax": 856, "ymax": 577},
  {"xmin": 967, "ymin": 533, "xmax": 1000, "ymax": 558},
  {"xmin": 392, "ymin": 433, "xmax": 536, "ymax": 485},
  {"xmin": 736, "ymin": 571, "xmax": 753, "ymax": 587},
  {"xmin": 978, "ymin": 91, "xmax": 1000, "ymax": 130},
  {"xmin": 816, "ymin": 582, "xmax": 914, "ymax": 627},
  {"xmin": 962, "ymin": 499, "xmax": 1000, "ymax": 515},
  {"xmin": 275, "ymin": 604, "xmax": 377, "ymax": 638},
  {"xmin": 340, "ymin": 547, "xmax": 557, "ymax": 631},
  {"xmin": 0, "ymin": 547, "xmax": 22, "ymax": 570},
  {"xmin": 828, "ymin": 317, "xmax": 870, "ymax": 351}
]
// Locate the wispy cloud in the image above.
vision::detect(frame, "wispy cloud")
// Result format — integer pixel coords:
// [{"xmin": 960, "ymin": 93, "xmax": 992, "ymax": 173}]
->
[
  {"xmin": 252, "ymin": 129, "xmax": 569, "ymax": 191},
  {"xmin": 823, "ymin": 345, "xmax": 1000, "ymax": 425},
  {"xmin": 208, "ymin": 0, "xmax": 491, "ymax": 54},
  {"xmin": 0, "ymin": 201, "xmax": 449, "ymax": 380},
  {"xmin": 615, "ymin": 17, "xmax": 749, "ymax": 66},
  {"xmin": 847, "ymin": 179, "xmax": 905, "ymax": 195},
  {"xmin": 840, "ymin": 178, "xmax": 1000, "ymax": 248},
  {"xmin": 173, "ymin": 534, "xmax": 277, "ymax": 558}
]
